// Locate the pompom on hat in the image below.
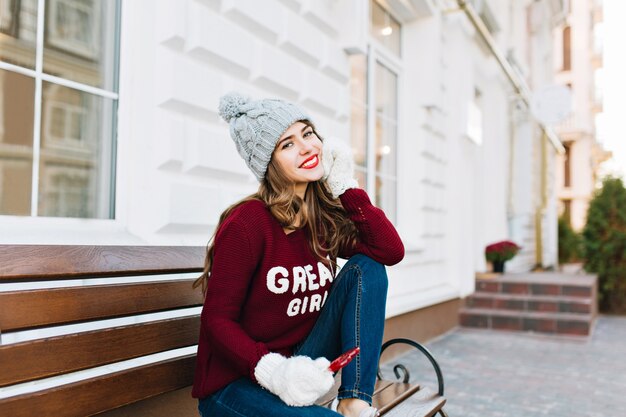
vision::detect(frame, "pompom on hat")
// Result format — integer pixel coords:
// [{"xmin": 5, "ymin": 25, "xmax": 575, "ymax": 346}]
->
[{"xmin": 218, "ymin": 92, "xmax": 311, "ymax": 181}]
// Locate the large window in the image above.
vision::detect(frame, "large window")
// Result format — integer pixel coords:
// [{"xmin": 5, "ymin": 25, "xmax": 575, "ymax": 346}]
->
[
  {"xmin": 562, "ymin": 199, "xmax": 572, "ymax": 226},
  {"xmin": 594, "ymin": 68, "xmax": 604, "ymax": 105},
  {"xmin": 0, "ymin": 0, "xmax": 120, "ymax": 218},
  {"xmin": 370, "ymin": 0, "xmax": 400, "ymax": 56},
  {"xmin": 373, "ymin": 61, "xmax": 398, "ymax": 221},
  {"xmin": 562, "ymin": 25, "xmax": 571, "ymax": 71},
  {"xmin": 593, "ymin": 21, "xmax": 604, "ymax": 56},
  {"xmin": 563, "ymin": 142, "xmax": 571, "ymax": 188},
  {"xmin": 349, "ymin": 1, "xmax": 400, "ymax": 223},
  {"xmin": 466, "ymin": 88, "xmax": 483, "ymax": 145},
  {"xmin": 349, "ymin": 54, "xmax": 368, "ymax": 189}
]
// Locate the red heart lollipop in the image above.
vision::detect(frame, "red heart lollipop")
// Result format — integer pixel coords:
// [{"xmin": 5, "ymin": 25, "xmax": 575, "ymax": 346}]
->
[{"xmin": 328, "ymin": 347, "xmax": 360, "ymax": 372}]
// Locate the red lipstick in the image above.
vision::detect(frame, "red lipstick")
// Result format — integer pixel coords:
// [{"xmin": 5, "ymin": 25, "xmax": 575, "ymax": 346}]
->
[{"xmin": 299, "ymin": 155, "xmax": 319, "ymax": 169}]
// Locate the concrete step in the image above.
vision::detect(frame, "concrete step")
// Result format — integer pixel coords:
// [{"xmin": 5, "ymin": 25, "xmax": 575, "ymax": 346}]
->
[
  {"xmin": 459, "ymin": 308, "xmax": 593, "ymax": 336},
  {"xmin": 475, "ymin": 272, "xmax": 597, "ymax": 299},
  {"xmin": 466, "ymin": 292, "xmax": 594, "ymax": 315},
  {"xmin": 461, "ymin": 272, "xmax": 598, "ymax": 336},
  {"xmin": 476, "ymin": 279, "xmax": 594, "ymax": 298}
]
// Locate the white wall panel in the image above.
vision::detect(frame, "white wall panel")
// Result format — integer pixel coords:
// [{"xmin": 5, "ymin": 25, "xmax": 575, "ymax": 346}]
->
[
  {"xmin": 277, "ymin": 0, "xmax": 302, "ymax": 12},
  {"xmin": 251, "ymin": 44, "xmax": 304, "ymax": 99},
  {"xmin": 161, "ymin": 183, "xmax": 231, "ymax": 233},
  {"xmin": 221, "ymin": 0, "xmax": 285, "ymax": 42},
  {"xmin": 320, "ymin": 41, "xmax": 350, "ymax": 83},
  {"xmin": 280, "ymin": 12, "xmax": 326, "ymax": 66},
  {"xmin": 155, "ymin": 0, "xmax": 187, "ymax": 49},
  {"xmin": 153, "ymin": 111, "xmax": 185, "ymax": 171},
  {"xmin": 386, "ymin": 262, "xmax": 456, "ymax": 317},
  {"xmin": 300, "ymin": 68, "xmax": 344, "ymax": 116},
  {"xmin": 154, "ymin": 48, "xmax": 223, "ymax": 122},
  {"xmin": 182, "ymin": 122, "xmax": 250, "ymax": 178},
  {"xmin": 187, "ymin": 3, "xmax": 255, "ymax": 78},
  {"xmin": 300, "ymin": 0, "xmax": 342, "ymax": 37}
]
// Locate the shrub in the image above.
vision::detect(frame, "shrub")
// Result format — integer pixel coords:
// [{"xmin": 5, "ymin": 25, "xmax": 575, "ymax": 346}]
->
[
  {"xmin": 558, "ymin": 216, "xmax": 582, "ymax": 264},
  {"xmin": 582, "ymin": 177, "xmax": 626, "ymax": 313}
]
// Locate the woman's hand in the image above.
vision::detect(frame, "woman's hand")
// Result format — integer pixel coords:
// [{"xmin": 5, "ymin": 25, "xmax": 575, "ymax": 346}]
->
[
  {"xmin": 254, "ymin": 353, "xmax": 335, "ymax": 406},
  {"xmin": 321, "ymin": 138, "xmax": 359, "ymax": 199}
]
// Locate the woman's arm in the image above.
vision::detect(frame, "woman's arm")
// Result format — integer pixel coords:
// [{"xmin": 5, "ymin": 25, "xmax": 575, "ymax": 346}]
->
[
  {"xmin": 322, "ymin": 139, "xmax": 404, "ymax": 265},
  {"xmin": 338, "ymin": 188, "xmax": 404, "ymax": 265},
  {"xmin": 200, "ymin": 217, "xmax": 269, "ymax": 379}
]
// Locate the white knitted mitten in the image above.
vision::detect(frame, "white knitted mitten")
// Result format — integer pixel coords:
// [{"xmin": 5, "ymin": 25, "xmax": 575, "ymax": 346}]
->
[
  {"xmin": 321, "ymin": 138, "xmax": 359, "ymax": 199},
  {"xmin": 254, "ymin": 353, "xmax": 334, "ymax": 407}
]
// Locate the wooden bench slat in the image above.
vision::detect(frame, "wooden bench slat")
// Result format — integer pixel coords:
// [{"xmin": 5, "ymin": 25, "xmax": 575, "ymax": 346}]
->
[
  {"xmin": 375, "ymin": 382, "xmax": 421, "ymax": 414},
  {"xmin": 0, "ymin": 280, "xmax": 203, "ymax": 331},
  {"xmin": 0, "ymin": 355, "xmax": 196, "ymax": 417},
  {"xmin": 0, "ymin": 246, "xmax": 205, "ymax": 282},
  {"xmin": 94, "ymin": 387, "xmax": 199, "ymax": 417},
  {"xmin": 383, "ymin": 386, "xmax": 446, "ymax": 417},
  {"xmin": 0, "ymin": 316, "xmax": 200, "ymax": 387},
  {"xmin": 316, "ymin": 375, "xmax": 412, "ymax": 408}
]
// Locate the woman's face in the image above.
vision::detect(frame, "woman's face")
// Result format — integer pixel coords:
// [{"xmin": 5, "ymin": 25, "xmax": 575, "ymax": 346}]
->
[{"xmin": 273, "ymin": 121, "xmax": 324, "ymax": 195}]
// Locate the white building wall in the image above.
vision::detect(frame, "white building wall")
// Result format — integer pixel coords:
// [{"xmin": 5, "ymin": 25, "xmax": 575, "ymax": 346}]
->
[
  {"xmin": 390, "ymin": 13, "xmax": 457, "ymax": 316},
  {"xmin": 440, "ymin": 12, "xmax": 513, "ymax": 285},
  {"xmin": 0, "ymin": 0, "xmax": 564, "ymax": 317}
]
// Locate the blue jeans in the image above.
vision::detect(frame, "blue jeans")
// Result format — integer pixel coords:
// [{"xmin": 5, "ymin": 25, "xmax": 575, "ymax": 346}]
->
[{"xmin": 198, "ymin": 254, "xmax": 388, "ymax": 417}]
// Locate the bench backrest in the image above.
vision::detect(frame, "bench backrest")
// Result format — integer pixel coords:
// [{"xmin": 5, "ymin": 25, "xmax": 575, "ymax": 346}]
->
[{"xmin": 0, "ymin": 245, "xmax": 205, "ymax": 417}]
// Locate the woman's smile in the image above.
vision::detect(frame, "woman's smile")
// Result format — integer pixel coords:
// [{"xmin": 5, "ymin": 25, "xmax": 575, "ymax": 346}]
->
[{"xmin": 299, "ymin": 154, "xmax": 319, "ymax": 169}]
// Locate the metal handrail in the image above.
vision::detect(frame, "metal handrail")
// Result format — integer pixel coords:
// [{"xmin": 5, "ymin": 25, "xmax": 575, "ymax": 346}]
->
[{"xmin": 377, "ymin": 337, "xmax": 445, "ymax": 397}]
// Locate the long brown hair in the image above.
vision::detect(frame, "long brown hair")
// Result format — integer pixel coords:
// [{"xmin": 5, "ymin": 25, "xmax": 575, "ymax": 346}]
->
[{"xmin": 192, "ymin": 123, "xmax": 359, "ymax": 294}]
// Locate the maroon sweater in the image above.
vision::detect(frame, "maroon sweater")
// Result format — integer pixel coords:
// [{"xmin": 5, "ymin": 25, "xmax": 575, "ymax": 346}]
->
[{"xmin": 191, "ymin": 188, "xmax": 404, "ymax": 399}]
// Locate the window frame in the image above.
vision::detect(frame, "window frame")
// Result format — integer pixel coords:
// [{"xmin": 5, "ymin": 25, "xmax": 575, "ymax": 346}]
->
[
  {"xmin": 349, "ymin": 0, "xmax": 404, "ymax": 226},
  {"xmin": 356, "ymin": 19, "xmax": 403, "ymax": 223},
  {"xmin": 367, "ymin": 46, "xmax": 401, "ymax": 223},
  {"xmin": 0, "ymin": 0, "xmax": 123, "ymax": 242},
  {"xmin": 369, "ymin": 0, "xmax": 402, "ymax": 57}
]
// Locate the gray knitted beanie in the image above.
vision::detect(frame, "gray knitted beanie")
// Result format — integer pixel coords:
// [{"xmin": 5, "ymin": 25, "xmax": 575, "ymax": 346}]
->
[{"xmin": 218, "ymin": 92, "xmax": 311, "ymax": 181}]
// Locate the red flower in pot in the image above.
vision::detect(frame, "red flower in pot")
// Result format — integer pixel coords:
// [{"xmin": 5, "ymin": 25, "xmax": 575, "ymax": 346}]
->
[{"xmin": 485, "ymin": 240, "xmax": 521, "ymax": 273}]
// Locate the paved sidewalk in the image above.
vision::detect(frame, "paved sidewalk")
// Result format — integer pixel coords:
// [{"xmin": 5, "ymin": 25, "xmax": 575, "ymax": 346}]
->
[{"xmin": 381, "ymin": 315, "xmax": 626, "ymax": 417}]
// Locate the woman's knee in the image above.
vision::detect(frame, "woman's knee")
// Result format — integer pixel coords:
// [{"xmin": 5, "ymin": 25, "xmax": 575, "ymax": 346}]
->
[{"xmin": 345, "ymin": 255, "xmax": 388, "ymax": 292}]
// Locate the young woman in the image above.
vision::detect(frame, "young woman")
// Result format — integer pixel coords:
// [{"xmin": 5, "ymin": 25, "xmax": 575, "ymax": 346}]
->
[{"xmin": 192, "ymin": 92, "xmax": 404, "ymax": 417}]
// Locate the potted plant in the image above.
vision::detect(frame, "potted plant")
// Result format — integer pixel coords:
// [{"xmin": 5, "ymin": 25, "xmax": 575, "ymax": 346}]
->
[{"xmin": 485, "ymin": 240, "xmax": 521, "ymax": 273}]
